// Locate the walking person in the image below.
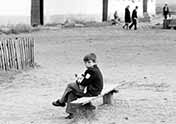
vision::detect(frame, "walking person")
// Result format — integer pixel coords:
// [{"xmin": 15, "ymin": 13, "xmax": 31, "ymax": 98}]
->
[
  {"xmin": 123, "ymin": 5, "xmax": 131, "ymax": 29},
  {"xmin": 163, "ymin": 2, "xmax": 170, "ymax": 19},
  {"xmin": 129, "ymin": 6, "xmax": 138, "ymax": 30}
]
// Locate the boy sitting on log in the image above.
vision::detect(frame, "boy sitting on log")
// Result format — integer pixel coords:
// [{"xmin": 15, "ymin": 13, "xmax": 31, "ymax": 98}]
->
[{"xmin": 52, "ymin": 53, "xmax": 103, "ymax": 119}]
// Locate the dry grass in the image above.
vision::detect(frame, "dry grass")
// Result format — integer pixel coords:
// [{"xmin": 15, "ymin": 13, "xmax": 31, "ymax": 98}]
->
[{"xmin": 0, "ymin": 24, "xmax": 34, "ymax": 35}]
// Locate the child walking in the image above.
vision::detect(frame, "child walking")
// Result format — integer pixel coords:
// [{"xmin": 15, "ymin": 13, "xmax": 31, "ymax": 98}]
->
[{"xmin": 52, "ymin": 53, "xmax": 103, "ymax": 119}]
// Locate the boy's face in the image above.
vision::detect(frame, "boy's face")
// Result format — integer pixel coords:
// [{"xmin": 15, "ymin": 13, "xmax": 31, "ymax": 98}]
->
[{"xmin": 84, "ymin": 60, "xmax": 95, "ymax": 68}]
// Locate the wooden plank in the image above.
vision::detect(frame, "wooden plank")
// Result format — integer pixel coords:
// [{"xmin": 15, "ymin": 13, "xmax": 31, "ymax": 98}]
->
[
  {"xmin": 9, "ymin": 38, "xmax": 15, "ymax": 69},
  {"xmin": 12, "ymin": 39, "xmax": 17, "ymax": 69},
  {"xmin": 5, "ymin": 39, "xmax": 10, "ymax": 70},
  {"xmin": 2, "ymin": 40, "xmax": 6, "ymax": 70},
  {"xmin": 71, "ymin": 97, "xmax": 97, "ymax": 105},
  {"xmin": 23, "ymin": 38, "xmax": 26, "ymax": 67},
  {"xmin": 0, "ymin": 41, "xmax": 3, "ymax": 70},
  {"xmin": 29, "ymin": 38, "xmax": 32, "ymax": 67},
  {"xmin": 20, "ymin": 38, "xmax": 25, "ymax": 69},
  {"xmin": 28, "ymin": 38, "xmax": 31, "ymax": 66},
  {"xmin": 15, "ymin": 38, "xmax": 22, "ymax": 70},
  {"xmin": 5, "ymin": 39, "xmax": 9, "ymax": 70},
  {"xmin": 18, "ymin": 38, "xmax": 24, "ymax": 69},
  {"xmin": 27, "ymin": 37, "xmax": 30, "ymax": 67},
  {"xmin": 13, "ymin": 39, "xmax": 18, "ymax": 69},
  {"xmin": 7, "ymin": 39, "xmax": 11, "ymax": 69},
  {"xmin": 28, "ymin": 38, "xmax": 32, "ymax": 66},
  {"xmin": 23, "ymin": 38, "xmax": 27, "ymax": 67},
  {"xmin": 103, "ymin": 93, "xmax": 113, "ymax": 104},
  {"xmin": 7, "ymin": 39, "xmax": 12, "ymax": 69},
  {"xmin": 26, "ymin": 37, "xmax": 29, "ymax": 66},
  {"xmin": 25, "ymin": 38, "xmax": 28, "ymax": 66},
  {"xmin": 71, "ymin": 82, "xmax": 127, "ymax": 105},
  {"xmin": 1, "ymin": 40, "xmax": 5, "ymax": 70},
  {"xmin": 71, "ymin": 87, "xmax": 118, "ymax": 104},
  {"xmin": 31, "ymin": 38, "xmax": 35, "ymax": 67},
  {"xmin": 2, "ymin": 40, "xmax": 8, "ymax": 70},
  {"xmin": 13, "ymin": 38, "xmax": 19, "ymax": 70}
]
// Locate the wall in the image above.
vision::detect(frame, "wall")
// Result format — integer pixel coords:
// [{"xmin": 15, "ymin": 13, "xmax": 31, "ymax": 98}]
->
[
  {"xmin": 147, "ymin": 0, "xmax": 156, "ymax": 16},
  {"xmin": 46, "ymin": 0, "xmax": 156, "ymax": 23},
  {"xmin": 108, "ymin": 0, "xmax": 143, "ymax": 20},
  {"xmin": 44, "ymin": 0, "xmax": 102, "ymax": 23}
]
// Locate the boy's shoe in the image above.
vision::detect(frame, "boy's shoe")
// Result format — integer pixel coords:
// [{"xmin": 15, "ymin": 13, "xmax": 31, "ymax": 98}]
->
[
  {"xmin": 65, "ymin": 113, "xmax": 74, "ymax": 119},
  {"xmin": 52, "ymin": 100, "xmax": 65, "ymax": 107}
]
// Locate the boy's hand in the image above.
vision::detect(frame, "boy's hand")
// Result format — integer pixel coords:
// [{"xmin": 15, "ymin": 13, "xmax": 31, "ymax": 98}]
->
[{"xmin": 75, "ymin": 74, "xmax": 84, "ymax": 83}]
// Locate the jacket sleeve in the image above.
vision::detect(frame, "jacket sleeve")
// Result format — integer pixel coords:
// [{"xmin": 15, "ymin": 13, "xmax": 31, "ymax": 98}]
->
[{"xmin": 80, "ymin": 70, "xmax": 95, "ymax": 86}]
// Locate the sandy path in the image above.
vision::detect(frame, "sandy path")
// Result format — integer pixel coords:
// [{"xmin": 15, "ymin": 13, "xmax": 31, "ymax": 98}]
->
[{"xmin": 0, "ymin": 26, "xmax": 176, "ymax": 124}]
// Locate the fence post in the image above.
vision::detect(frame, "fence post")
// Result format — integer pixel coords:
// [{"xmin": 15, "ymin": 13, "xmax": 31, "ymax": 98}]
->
[{"xmin": 0, "ymin": 37, "xmax": 35, "ymax": 71}]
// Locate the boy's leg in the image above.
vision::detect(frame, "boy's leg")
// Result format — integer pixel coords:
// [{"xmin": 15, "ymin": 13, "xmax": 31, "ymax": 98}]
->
[
  {"xmin": 61, "ymin": 83, "xmax": 84, "ymax": 102},
  {"xmin": 53, "ymin": 83, "xmax": 84, "ymax": 106},
  {"xmin": 65, "ymin": 92, "xmax": 82, "ymax": 115}
]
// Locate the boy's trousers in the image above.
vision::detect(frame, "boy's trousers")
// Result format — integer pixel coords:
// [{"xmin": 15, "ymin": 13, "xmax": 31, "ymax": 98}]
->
[{"xmin": 60, "ymin": 83, "xmax": 84, "ymax": 114}]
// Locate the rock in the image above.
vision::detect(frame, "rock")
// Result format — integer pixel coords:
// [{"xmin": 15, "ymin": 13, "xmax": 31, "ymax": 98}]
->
[
  {"xmin": 75, "ymin": 23, "xmax": 84, "ymax": 27},
  {"xmin": 124, "ymin": 117, "xmax": 128, "ymax": 120}
]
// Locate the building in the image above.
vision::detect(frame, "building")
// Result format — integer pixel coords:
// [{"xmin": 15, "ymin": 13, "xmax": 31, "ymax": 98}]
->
[{"xmin": 31, "ymin": 0, "xmax": 156, "ymax": 26}]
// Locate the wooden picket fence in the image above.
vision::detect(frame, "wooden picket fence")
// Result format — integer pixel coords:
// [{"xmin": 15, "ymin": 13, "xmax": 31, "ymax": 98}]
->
[{"xmin": 0, "ymin": 37, "xmax": 34, "ymax": 71}]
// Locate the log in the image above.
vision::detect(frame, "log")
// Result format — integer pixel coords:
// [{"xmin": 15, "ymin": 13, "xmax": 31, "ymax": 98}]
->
[{"xmin": 103, "ymin": 93, "xmax": 113, "ymax": 104}]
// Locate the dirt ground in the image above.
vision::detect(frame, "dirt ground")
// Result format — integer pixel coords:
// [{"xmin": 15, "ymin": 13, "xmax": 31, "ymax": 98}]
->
[{"xmin": 0, "ymin": 23, "xmax": 176, "ymax": 124}]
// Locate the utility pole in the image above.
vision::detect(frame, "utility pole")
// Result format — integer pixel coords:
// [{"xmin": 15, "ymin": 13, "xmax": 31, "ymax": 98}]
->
[
  {"xmin": 31, "ymin": 0, "xmax": 44, "ymax": 26},
  {"xmin": 102, "ymin": 0, "xmax": 108, "ymax": 21}
]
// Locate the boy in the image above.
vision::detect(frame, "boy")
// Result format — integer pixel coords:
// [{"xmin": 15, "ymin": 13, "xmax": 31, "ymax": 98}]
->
[{"xmin": 52, "ymin": 53, "xmax": 103, "ymax": 119}]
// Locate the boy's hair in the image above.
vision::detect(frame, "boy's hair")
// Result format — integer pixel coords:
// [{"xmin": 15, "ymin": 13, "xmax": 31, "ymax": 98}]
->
[{"xmin": 83, "ymin": 53, "xmax": 97, "ymax": 63}]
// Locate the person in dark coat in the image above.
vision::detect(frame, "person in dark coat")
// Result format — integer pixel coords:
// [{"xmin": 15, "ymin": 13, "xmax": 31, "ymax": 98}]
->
[
  {"xmin": 129, "ymin": 6, "xmax": 138, "ymax": 30},
  {"xmin": 123, "ymin": 5, "xmax": 131, "ymax": 29},
  {"xmin": 52, "ymin": 53, "xmax": 103, "ymax": 119},
  {"xmin": 163, "ymin": 3, "xmax": 170, "ymax": 19}
]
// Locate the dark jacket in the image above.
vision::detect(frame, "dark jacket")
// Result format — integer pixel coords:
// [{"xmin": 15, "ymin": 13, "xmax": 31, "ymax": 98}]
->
[
  {"xmin": 163, "ymin": 6, "xmax": 169, "ymax": 15},
  {"xmin": 80, "ymin": 65, "xmax": 103, "ymax": 96},
  {"xmin": 125, "ymin": 8, "xmax": 131, "ymax": 23},
  {"xmin": 132, "ymin": 9, "xmax": 138, "ymax": 20}
]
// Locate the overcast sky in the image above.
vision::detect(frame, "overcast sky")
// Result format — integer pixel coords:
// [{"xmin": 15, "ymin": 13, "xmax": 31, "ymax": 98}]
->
[
  {"xmin": 156, "ymin": 0, "xmax": 175, "ymax": 4},
  {"xmin": 0, "ymin": 0, "xmax": 175, "ymax": 16}
]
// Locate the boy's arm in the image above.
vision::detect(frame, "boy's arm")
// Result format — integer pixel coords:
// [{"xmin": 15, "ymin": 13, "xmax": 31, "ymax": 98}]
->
[{"xmin": 80, "ymin": 70, "xmax": 95, "ymax": 86}]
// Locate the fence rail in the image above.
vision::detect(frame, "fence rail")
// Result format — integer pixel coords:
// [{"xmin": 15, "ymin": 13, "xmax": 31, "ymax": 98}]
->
[{"xmin": 0, "ymin": 37, "xmax": 34, "ymax": 71}]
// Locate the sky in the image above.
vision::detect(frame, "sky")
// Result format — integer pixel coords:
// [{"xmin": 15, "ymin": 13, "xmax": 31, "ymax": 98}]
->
[
  {"xmin": 0, "ymin": 0, "xmax": 30, "ymax": 16},
  {"xmin": 0, "ymin": 0, "xmax": 175, "ymax": 16},
  {"xmin": 156, "ymin": 0, "xmax": 175, "ymax": 4}
]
